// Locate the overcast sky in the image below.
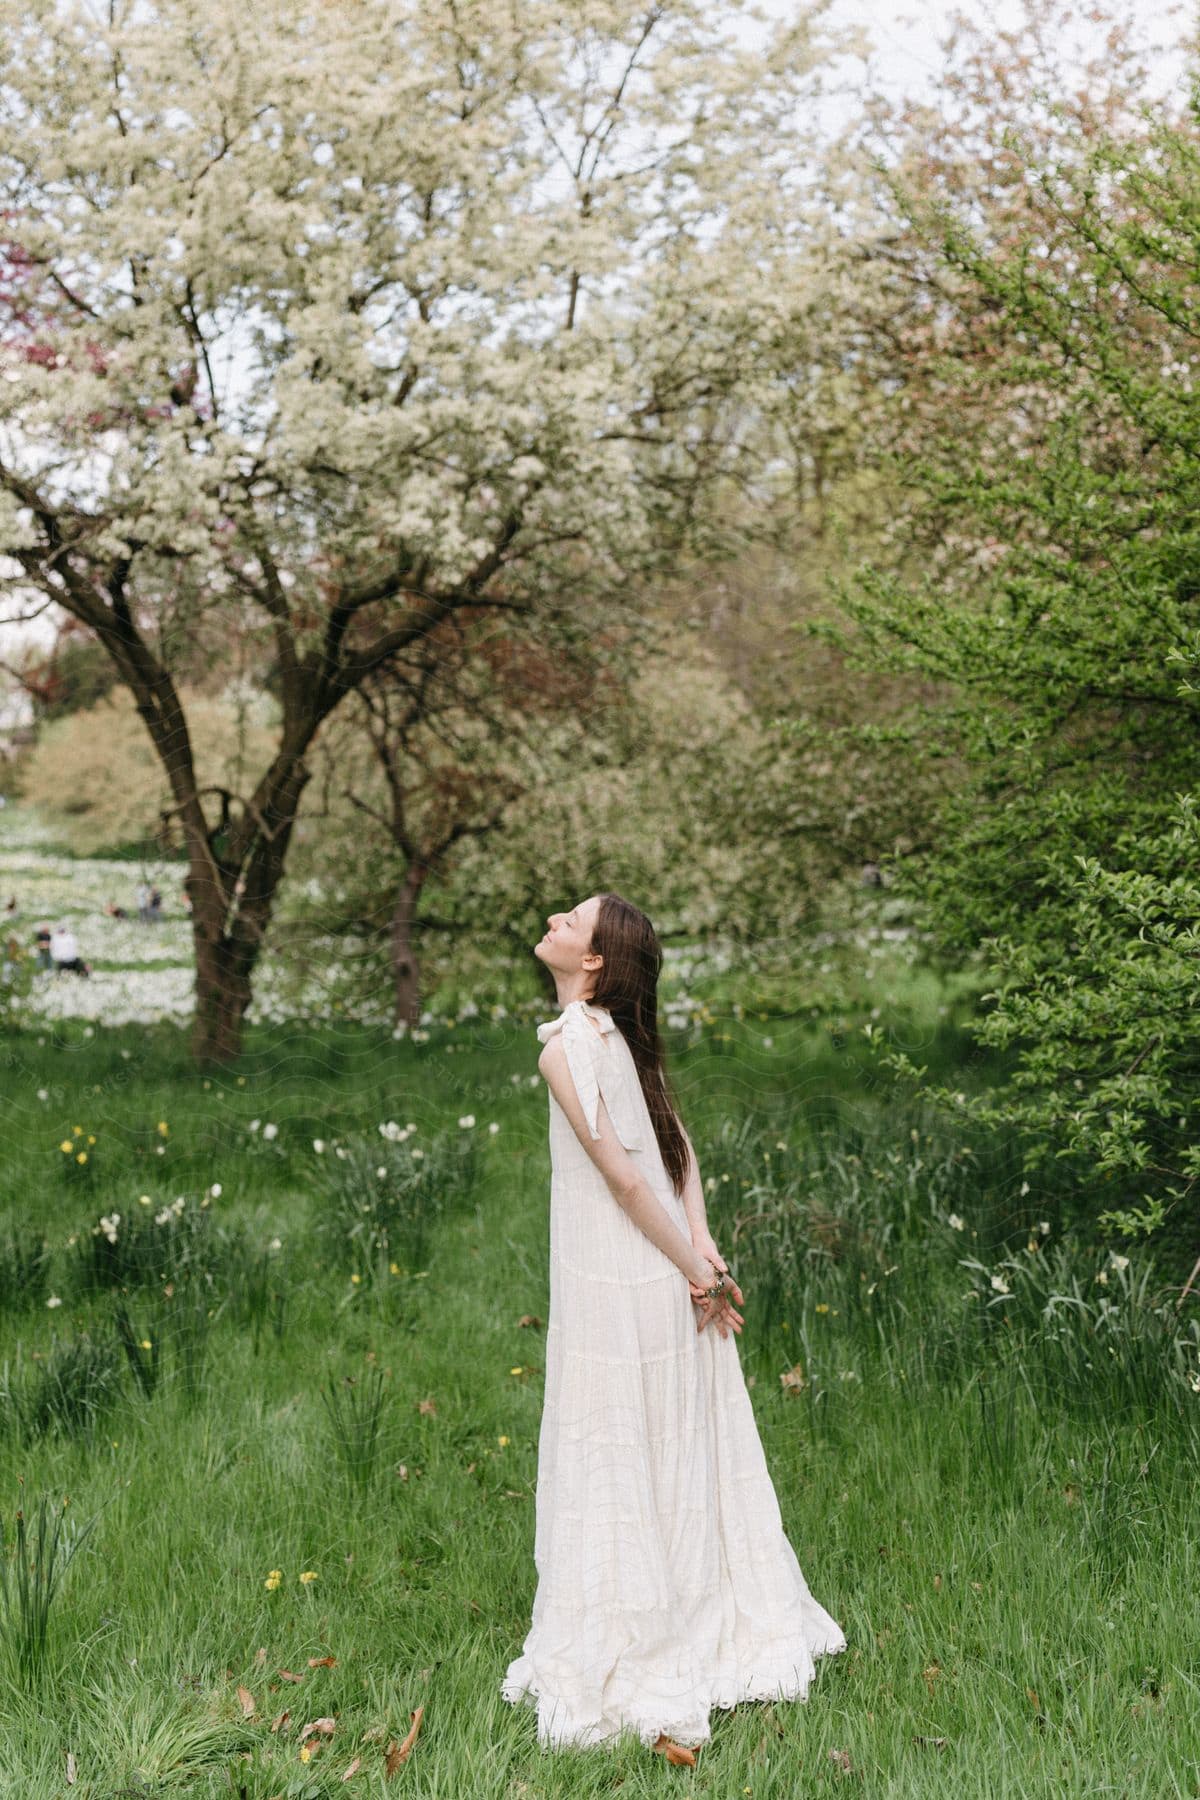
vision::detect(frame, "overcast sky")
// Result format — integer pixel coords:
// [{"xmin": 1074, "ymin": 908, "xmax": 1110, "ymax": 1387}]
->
[{"xmin": 809, "ymin": 0, "xmax": 1191, "ymax": 110}]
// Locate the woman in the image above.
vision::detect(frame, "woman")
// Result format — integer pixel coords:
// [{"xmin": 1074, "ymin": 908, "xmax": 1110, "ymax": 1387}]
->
[{"xmin": 501, "ymin": 892, "xmax": 846, "ymax": 1754}]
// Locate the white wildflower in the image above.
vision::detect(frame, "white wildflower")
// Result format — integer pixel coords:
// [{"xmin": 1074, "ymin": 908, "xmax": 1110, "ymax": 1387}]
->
[
  {"xmin": 947, "ymin": 1213, "xmax": 965, "ymax": 1231},
  {"xmin": 313, "ymin": 1139, "xmax": 325, "ymax": 1154},
  {"xmin": 261, "ymin": 1122, "xmax": 278, "ymax": 1141},
  {"xmin": 1109, "ymin": 1253, "xmax": 1129, "ymax": 1272},
  {"xmin": 989, "ymin": 1273, "xmax": 1010, "ymax": 1295},
  {"xmin": 46, "ymin": 1294, "xmax": 62, "ymax": 1308},
  {"xmin": 458, "ymin": 1114, "xmax": 475, "ymax": 1128}
]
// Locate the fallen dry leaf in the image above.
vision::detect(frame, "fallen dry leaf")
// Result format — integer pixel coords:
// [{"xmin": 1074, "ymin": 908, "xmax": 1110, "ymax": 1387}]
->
[
  {"xmin": 517, "ymin": 1313, "xmax": 542, "ymax": 1328},
  {"xmin": 829, "ymin": 1746, "xmax": 854, "ymax": 1773},
  {"xmin": 385, "ymin": 1706, "xmax": 424, "ymax": 1775},
  {"xmin": 254, "ymin": 1647, "xmax": 267, "ymax": 1669},
  {"xmin": 65, "ymin": 1751, "xmax": 76, "ymax": 1786},
  {"xmin": 779, "ymin": 1361, "xmax": 807, "ymax": 1392},
  {"xmin": 922, "ymin": 1661, "xmax": 942, "ymax": 1696},
  {"xmin": 270, "ymin": 1709, "xmax": 291, "ymax": 1735},
  {"xmin": 236, "ymin": 1685, "xmax": 256, "ymax": 1719},
  {"xmin": 278, "ymin": 1668, "xmax": 305, "ymax": 1683},
  {"xmin": 396, "ymin": 1463, "xmax": 409, "ymax": 1481},
  {"xmin": 342, "ymin": 1757, "xmax": 362, "ymax": 1781},
  {"xmin": 417, "ymin": 1397, "xmax": 437, "ymax": 1416},
  {"xmin": 652, "ymin": 1734, "xmax": 697, "ymax": 1767},
  {"xmin": 308, "ymin": 1655, "xmax": 337, "ymax": 1668},
  {"xmin": 298, "ymin": 1717, "xmax": 337, "ymax": 1740},
  {"xmin": 913, "ymin": 1735, "xmax": 947, "ymax": 1750}
]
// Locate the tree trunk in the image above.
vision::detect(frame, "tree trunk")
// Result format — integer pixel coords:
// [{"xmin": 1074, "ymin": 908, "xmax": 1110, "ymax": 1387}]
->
[
  {"xmin": 185, "ymin": 757, "xmax": 312, "ymax": 1064},
  {"xmin": 389, "ymin": 863, "xmax": 428, "ymax": 1029},
  {"xmin": 192, "ymin": 936, "xmax": 253, "ymax": 1065}
]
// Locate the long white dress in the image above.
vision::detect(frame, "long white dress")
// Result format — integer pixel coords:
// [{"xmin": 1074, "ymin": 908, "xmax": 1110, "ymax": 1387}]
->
[{"xmin": 500, "ymin": 996, "xmax": 846, "ymax": 1751}]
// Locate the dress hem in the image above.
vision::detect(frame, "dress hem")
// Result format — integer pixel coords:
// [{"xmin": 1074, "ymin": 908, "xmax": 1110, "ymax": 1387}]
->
[{"xmin": 500, "ymin": 1632, "xmax": 848, "ymax": 1752}]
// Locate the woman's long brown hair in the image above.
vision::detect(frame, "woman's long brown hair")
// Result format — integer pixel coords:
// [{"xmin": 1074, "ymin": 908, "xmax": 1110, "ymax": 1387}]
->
[{"xmin": 585, "ymin": 892, "xmax": 689, "ymax": 1197}]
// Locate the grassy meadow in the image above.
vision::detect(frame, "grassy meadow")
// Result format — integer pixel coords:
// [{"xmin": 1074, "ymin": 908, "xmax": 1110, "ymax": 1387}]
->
[{"xmin": 0, "ymin": 818, "xmax": 1198, "ymax": 1797}]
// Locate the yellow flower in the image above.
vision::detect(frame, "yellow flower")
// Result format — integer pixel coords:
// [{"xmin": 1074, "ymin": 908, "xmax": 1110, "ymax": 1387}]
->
[
  {"xmin": 350, "ymin": 1273, "xmax": 361, "ymax": 1285},
  {"xmin": 264, "ymin": 1570, "xmax": 282, "ymax": 1590},
  {"xmin": 73, "ymin": 1125, "xmax": 83, "ymax": 1136},
  {"xmin": 140, "ymin": 1339, "xmax": 152, "ymax": 1350},
  {"xmin": 497, "ymin": 1435, "xmax": 510, "ymax": 1447},
  {"xmin": 509, "ymin": 1366, "xmax": 522, "ymax": 1375},
  {"xmin": 87, "ymin": 1134, "xmax": 96, "ymax": 1145},
  {"xmin": 76, "ymin": 1152, "xmax": 88, "ymax": 1165},
  {"xmin": 299, "ymin": 1746, "xmax": 312, "ymax": 1763},
  {"xmin": 390, "ymin": 1262, "xmax": 400, "ymax": 1275},
  {"xmin": 299, "ymin": 1570, "xmax": 318, "ymax": 1584},
  {"xmin": 157, "ymin": 1121, "xmax": 169, "ymax": 1136},
  {"xmin": 59, "ymin": 1140, "xmax": 72, "ymax": 1154},
  {"xmin": 815, "ymin": 1303, "xmax": 830, "ymax": 1314}
]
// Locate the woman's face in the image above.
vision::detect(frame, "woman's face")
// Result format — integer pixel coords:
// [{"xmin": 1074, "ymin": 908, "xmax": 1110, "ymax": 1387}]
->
[{"xmin": 536, "ymin": 895, "xmax": 602, "ymax": 978}]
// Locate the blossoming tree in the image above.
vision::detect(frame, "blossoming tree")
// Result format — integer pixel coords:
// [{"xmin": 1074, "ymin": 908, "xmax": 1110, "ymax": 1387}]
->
[{"xmin": 0, "ymin": 0, "xmax": 856, "ymax": 1060}]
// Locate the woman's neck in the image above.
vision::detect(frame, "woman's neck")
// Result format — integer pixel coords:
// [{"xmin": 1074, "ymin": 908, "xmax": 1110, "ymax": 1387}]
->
[{"xmin": 552, "ymin": 977, "xmax": 596, "ymax": 1009}]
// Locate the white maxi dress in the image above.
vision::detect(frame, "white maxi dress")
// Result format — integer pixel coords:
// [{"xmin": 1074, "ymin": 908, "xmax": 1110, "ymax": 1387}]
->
[{"xmin": 501, "ymin": 996, "xmax": 846, "ymax": 1751}]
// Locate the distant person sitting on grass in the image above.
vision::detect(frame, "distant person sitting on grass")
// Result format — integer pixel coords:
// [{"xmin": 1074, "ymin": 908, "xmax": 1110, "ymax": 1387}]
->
[
  {"xmin": 33, "ymin": 922, "xmax": 52, "ymax": 971},
  {"xmin": 104, "ymin": 898, "xmax": 128, "ymax": 920},
  {"xmin": 50, "ymin": 922, "xmax": 90, "ymax": 977},
  {"xmin": 135, "ymin": 880, "xmax": 151, "ymax": 923},
  {"xmin": 149, "ymin": 885, "xmax": 163, "ymax": 921}
]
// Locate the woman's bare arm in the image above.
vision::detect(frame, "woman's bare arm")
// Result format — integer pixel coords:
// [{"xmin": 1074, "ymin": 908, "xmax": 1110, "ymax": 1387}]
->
[
  {"xmin": 677, "ymin": 1126, "xmax": 710, "ymax": 1242},
  {"xmin": 539, "ymin": 1037, "xmax": 712, "ymax": 1288}
]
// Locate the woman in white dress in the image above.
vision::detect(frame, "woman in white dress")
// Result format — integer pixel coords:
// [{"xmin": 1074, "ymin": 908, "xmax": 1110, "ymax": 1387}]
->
[{"xmin": 501, "ymin": 891, "xmax": 847, "ymax": 1755}]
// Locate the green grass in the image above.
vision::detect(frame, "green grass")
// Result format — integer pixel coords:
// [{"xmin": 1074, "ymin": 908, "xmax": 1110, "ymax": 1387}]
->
[{"xmin": 0, "ymin": 1008, "xmax": 1197, "ymax": 1798}]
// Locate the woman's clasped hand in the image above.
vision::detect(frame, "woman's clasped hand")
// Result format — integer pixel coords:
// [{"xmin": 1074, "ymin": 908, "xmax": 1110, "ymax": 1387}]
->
[{"xmin": 688, "ymin": 1253, "xmax": 746, "ymax": 1339}]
